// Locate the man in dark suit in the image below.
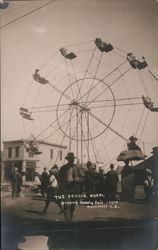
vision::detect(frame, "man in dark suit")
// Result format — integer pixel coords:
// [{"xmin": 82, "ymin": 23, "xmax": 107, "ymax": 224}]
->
[
  {"xmin": 85, "ymin": 161, "xmax": 97, "ymax": 196},
  {"xmin": 106, "ymin": 164, "xmax": 118, "ymax": 201},
  {"xmin": 121, "ymin": 160, "xmax": 136, "ymax": 202},
  {"xmin": 59, "ymin": 152, "xmax": 81, "ymax": 194},
  {"xmin": 58, "ymin": 152, "xmax": 81, "ymax": 221}
]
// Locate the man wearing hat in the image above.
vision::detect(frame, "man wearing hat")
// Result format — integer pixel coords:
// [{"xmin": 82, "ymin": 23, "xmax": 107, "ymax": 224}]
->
[
  {"xmin": 57, "ymin": 152, "xmax": 81, "ymax": 221},
  {"xmin": 127, "ymin": 136, "xmax": 141, "ymax": 151},
  {"xmin": 59, "ymin": 152, "xmax": 81, "ymax": 194}
]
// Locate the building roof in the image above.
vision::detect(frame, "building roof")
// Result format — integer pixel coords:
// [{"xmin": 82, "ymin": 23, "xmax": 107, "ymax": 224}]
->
[
  {"xmin": 133, "ymin": 156, "xmax": 153, "ymax": 170},
  {"xmin": 3, "ymin": 139, "xmax": 67, "ymax": 149}
]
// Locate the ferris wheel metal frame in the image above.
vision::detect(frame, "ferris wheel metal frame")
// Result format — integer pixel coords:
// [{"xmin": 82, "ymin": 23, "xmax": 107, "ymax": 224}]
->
[{"xmin": 20, "ymin": 38, "xmax": 157, "ymax": 165}]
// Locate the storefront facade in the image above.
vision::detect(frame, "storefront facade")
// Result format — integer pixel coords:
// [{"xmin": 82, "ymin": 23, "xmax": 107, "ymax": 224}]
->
[{"xmin": 2, "ymin": 139, "xmax": 67, "ymax": 184}]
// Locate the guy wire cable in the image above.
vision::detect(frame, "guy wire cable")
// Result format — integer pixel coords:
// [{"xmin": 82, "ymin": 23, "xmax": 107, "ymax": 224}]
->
[{"xmin": 0, "ymin": 0, "xmax": 56, "ymax": 29}]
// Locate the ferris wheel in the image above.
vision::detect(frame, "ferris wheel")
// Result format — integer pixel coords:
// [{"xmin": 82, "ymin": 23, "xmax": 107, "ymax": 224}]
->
[{"xmin": 20, "ymin": 38, "xmax": 158, "ymax": 167}]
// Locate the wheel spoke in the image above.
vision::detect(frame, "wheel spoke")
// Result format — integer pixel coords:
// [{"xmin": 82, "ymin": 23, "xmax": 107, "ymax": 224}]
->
[
  {"xmin": 76, "ymin": 46, "xmax": 96, "ymax": 100},
  {"xmin": 87, "ymin": 67, "xmax": 131, "ymax": 107},
  {"xmin": 77, "ymin": 60, "xmax": 128, "ymax": 104},
  {"xmin": 89, "ymin": 110, "xmax": 128, "ymax": 142}
]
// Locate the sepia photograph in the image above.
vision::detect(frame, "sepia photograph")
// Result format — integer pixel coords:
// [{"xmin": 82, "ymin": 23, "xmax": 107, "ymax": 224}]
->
[{"xmin": 1, "ymin": 0, "xmax": 158, "ymax": 249}]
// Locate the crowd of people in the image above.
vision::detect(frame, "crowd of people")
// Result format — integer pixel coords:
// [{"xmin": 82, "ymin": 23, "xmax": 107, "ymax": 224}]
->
[
  {"xmin": 36, "ymin": 152, "xmax": 119, "ymax": 214},
  {"xmin": 10, "ymin": 151, "xmax": 157, "ymax": 206},
  {"xmin": 39, "ymin": 153, "xmax": 119, "ymax": 202}
]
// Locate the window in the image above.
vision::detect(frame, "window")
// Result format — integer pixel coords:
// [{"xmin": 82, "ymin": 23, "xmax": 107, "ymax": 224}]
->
[
  {"xmin": 50, "ymin": 149, "xmax": 53, "ymax": 159},
  {"xmin": 8, "ymin": 147, "xmax": 12, "ymax": 158},
  {"xmin": 15, "ymin": 147, "xmax": 20, "ymax": 158},
  {"xmin": 59, "ymin": 150, "xmax": 63, "ymax": 160},
  {"xmin": 26, "ymin": 162, "xmax": 35, "ymax": 181}
]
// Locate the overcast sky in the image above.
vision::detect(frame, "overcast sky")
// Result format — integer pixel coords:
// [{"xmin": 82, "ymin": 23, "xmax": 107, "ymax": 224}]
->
[{"xmin": 1, "ymin": 0, "xmax": 158, "ymax": 166}]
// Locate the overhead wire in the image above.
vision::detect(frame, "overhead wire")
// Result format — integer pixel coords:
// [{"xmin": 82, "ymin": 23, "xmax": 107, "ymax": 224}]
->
[
  {"xmin": 0, "ymin": 0, "xmax": 56, "ymax": 29},
  {"xmin": 2, "ymin": 0, "xmax": 60, "ymax": 126},
  {"xmin": 1, "ymin": 1, "xmax": 27, "ymax": 16}
]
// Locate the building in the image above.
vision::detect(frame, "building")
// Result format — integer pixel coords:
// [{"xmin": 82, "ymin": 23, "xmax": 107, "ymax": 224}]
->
[{"xmin": 2, "ymin": 139, "xmax": 67, "ymax": 184}]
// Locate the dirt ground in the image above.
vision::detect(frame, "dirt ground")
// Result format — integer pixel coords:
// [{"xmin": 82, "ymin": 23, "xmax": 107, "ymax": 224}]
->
[{"xmin": 1, "ymin": 186, "xmax": 158, "ymax": 249}]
